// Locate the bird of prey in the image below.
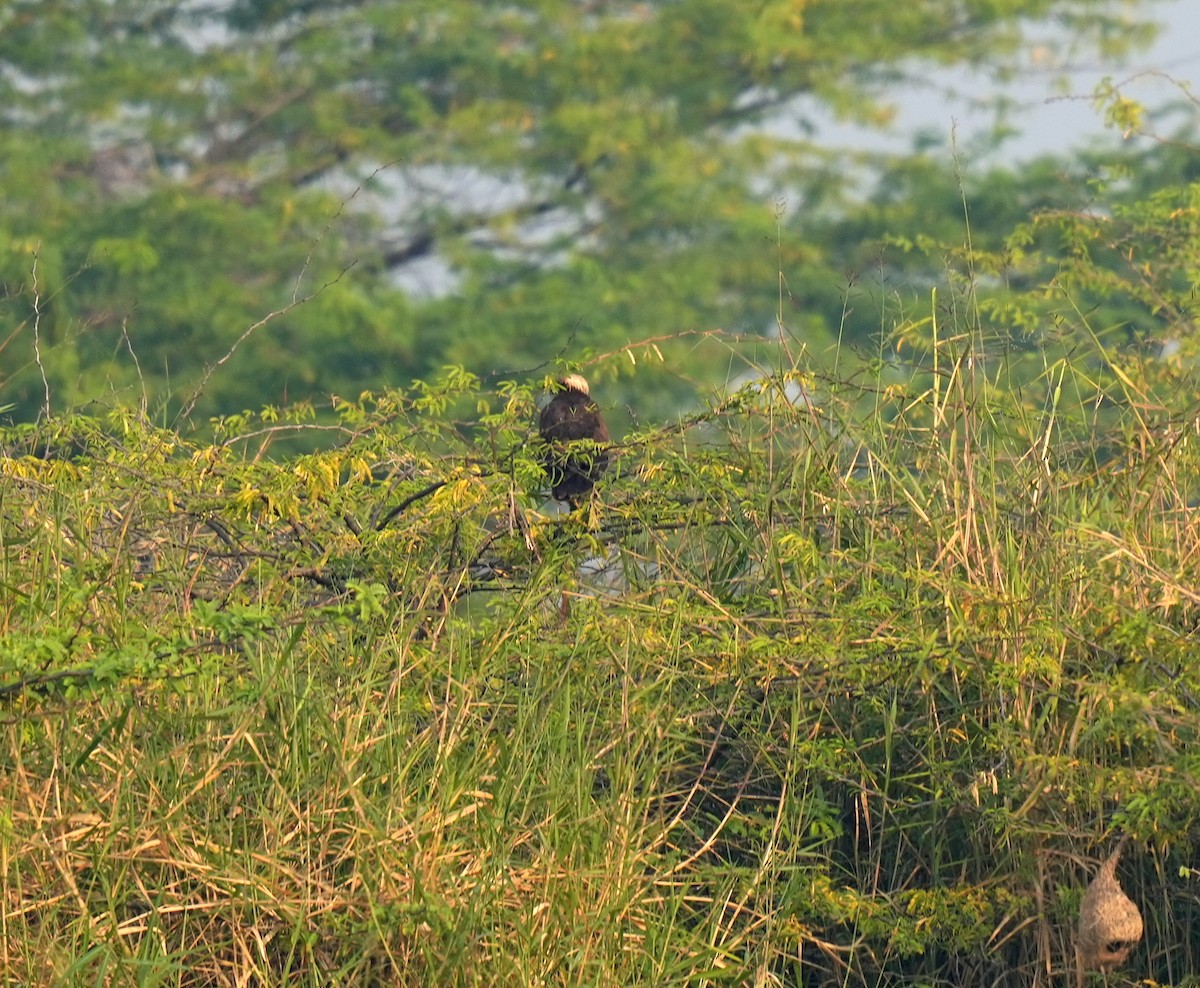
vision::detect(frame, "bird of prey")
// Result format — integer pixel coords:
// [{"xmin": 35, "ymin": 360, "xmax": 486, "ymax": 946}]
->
[{"xmin": 538, "ymin": 373, "xmax": 611, "ymax": 505}]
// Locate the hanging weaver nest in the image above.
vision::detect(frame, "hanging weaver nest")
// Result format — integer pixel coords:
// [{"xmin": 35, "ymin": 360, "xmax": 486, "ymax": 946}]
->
[{"xmin": 1076, "ymin": 838, "xmax": 1143, "ymax": 978}]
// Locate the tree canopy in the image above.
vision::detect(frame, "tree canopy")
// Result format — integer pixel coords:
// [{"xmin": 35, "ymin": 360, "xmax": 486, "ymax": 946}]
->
[{"xmin": 0, "ymin": 0, "xmax": 1167, "ymax": 428}]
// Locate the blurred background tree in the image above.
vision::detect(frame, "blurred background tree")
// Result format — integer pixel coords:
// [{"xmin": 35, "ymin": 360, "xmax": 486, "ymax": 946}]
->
[{"xmin": 0, "ymin": 0, "xmax": 1178, "ymax": 432}]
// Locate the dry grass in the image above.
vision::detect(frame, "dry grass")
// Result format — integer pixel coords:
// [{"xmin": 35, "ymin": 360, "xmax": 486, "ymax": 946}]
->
[{"xmin": 3, "ymin": 329, "xmax": 1200, "ymax": 986}]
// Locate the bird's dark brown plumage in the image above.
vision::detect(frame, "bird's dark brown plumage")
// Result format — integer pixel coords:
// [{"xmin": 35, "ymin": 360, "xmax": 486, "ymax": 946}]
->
[{"xmin": 539, "ymin": 374, "xmax": 611, "ymax": 503}]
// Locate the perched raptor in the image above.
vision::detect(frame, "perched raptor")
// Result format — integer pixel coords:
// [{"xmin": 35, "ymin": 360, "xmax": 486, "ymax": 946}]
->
[{"xmin": 538, "ymin": 374, "xmax": 611, "ymax": 504}]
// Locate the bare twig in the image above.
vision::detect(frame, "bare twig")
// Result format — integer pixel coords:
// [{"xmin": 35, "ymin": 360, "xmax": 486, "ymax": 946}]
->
[
  {"xmin": 374, "ymin": 479, "xmax": 449, "ymax": 531},
  {"xmin": 174, "ymin": 266, "xmax": 354, "ymax": 428},
  {"xmin": 119, "ymin": 317, "xmax": 148, "ymax": 417},
  {"xmin": 30, "ymin": 247, "xmax": 51, "ymax": 420}
]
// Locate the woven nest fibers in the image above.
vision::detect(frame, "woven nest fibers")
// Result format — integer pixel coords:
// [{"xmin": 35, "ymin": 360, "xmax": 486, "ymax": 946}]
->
[{"xmin": 1077, "ymin": 841, "xmax": 1144, "ymax": 973}]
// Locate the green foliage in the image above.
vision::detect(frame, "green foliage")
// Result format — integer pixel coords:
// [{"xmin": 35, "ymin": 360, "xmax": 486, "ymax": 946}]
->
[
  {"xmin": 3, "ymin": 278, "xmax": 1200, "ymax": 982},
  {"xmin": 0, "ymin": 0, "xmax": 1165, "ymax": 427},
  {"xmin": 5, "ymin": 3, "xmax": 1200, "ymax": 983}
]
